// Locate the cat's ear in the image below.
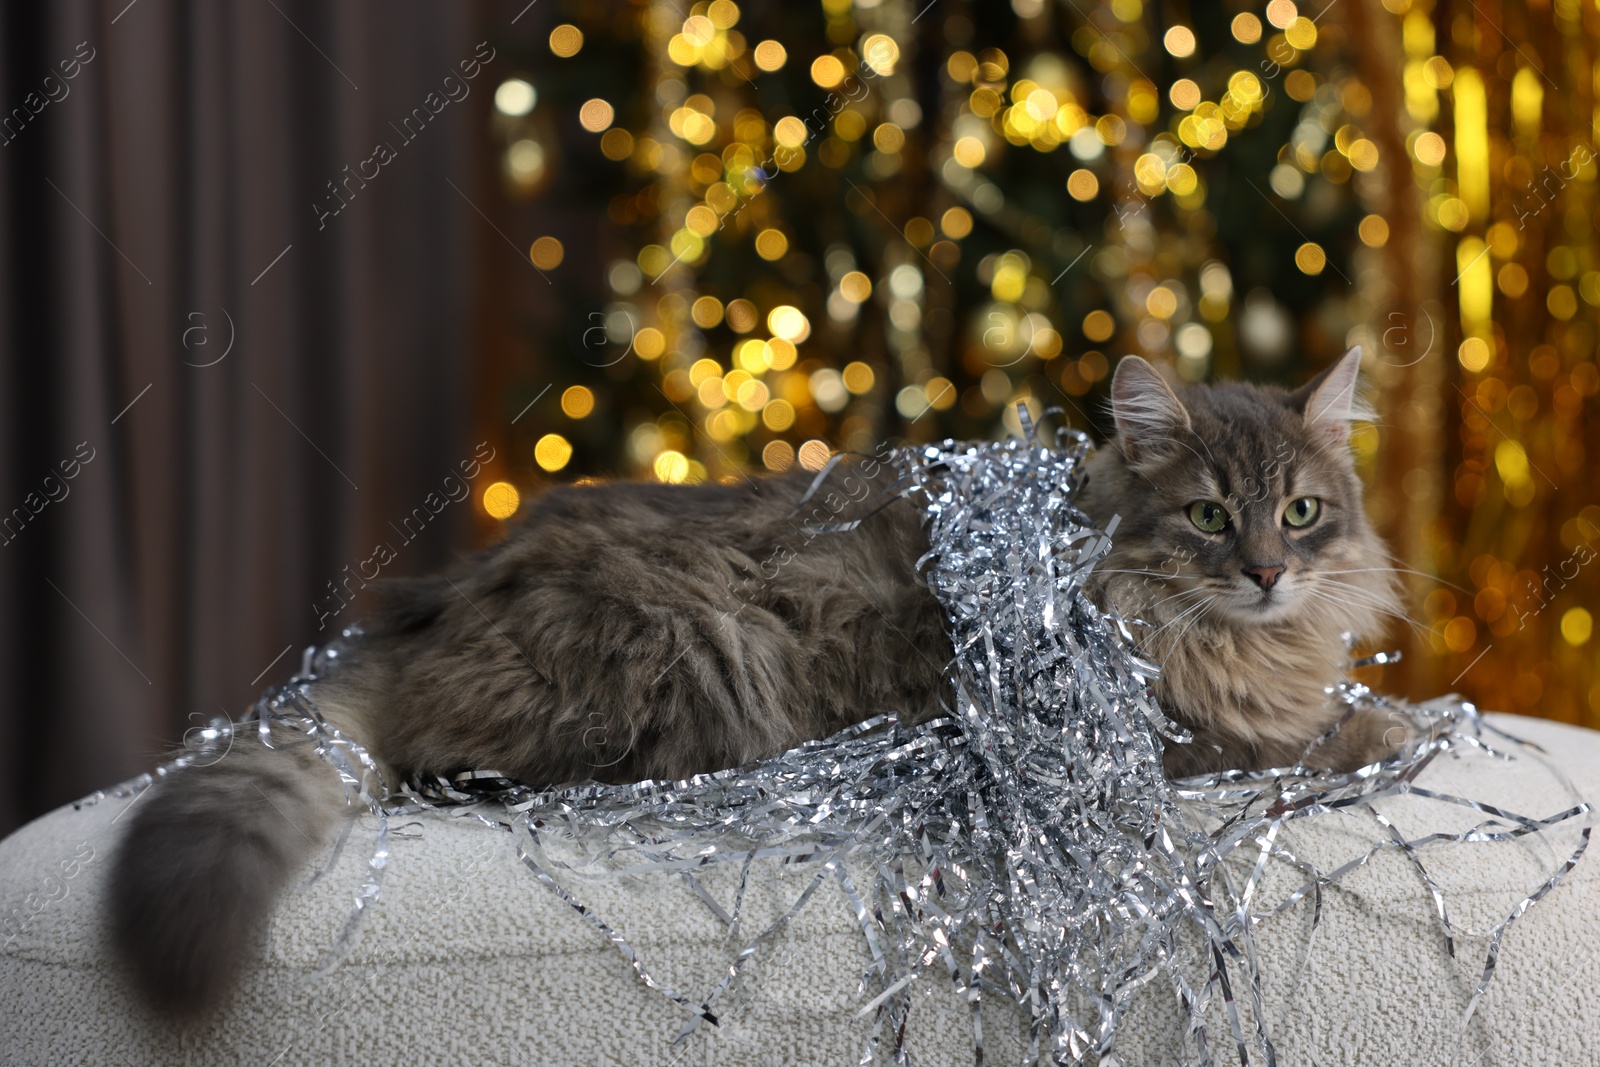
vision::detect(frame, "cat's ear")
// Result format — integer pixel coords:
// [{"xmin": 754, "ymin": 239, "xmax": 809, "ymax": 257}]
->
[
  {"xmin": 1292, "ymin": 346, "xmax": 1373, "ymax": 446},
  {"xmin": 1109, "ymin": 355, "xmax": 1191, "ymax": 467}
]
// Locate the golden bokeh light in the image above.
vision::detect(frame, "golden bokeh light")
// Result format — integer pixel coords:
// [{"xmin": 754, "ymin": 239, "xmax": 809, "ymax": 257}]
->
[
  {"xmin": 773, "ymin": 116, "xmax": 808, "ymax": 148},
  {"xmin": 768, "ymin": 305, "xmax": 810, "ymax": 342},
  {"xmin": 862, "ymin": 34, "xmax": 899, "ymax": 75},
  {"xmin": 762, "ymin": 440, "xmax": 794, "ymax": 470},
  {"xmin": 733, "ymin": 339, "xmax": 766, "ymax": 374},
  {"xmin": 684, "ymin": 205, "xmax": 719, "ymax": 238},
  {"xmin": 736, "ymin": 378, "xmax": 769, "ymax": 410},
  {"xmin": 1498, "ymin": 262, "xmax": 1529, "ymax": 298},
  {"xmin": 839, "ymin": 271, "xmax": 872, "ymax": 303},
  {"xmin": 1458, "ymin": 337, "xmax": 1491, "ymax": 373},
  {"xmin": 842, "ymin": 362, "xmax": 875, "ymax": 394},
  {"xmin": 483, "ymin": 481, "xmax": 521, "ymax": 519},
  {"xmin": 600, "ymin": 128, "xmax": 633, "ymax": 160},
  {"xmin": 1082, "ymin": 310, "xmax": 1115, "ymax": 342},
  {"xmin": 765, "ymin": 338, "xmax": 797, "ymax": 370},
  {"xmin": 1067, "ymin": 169, "xmax": 1099, "ymax": 200},
  {"xmin": 1162, "ymin": 26, "xmax": 1195, "ymax": 57},
  {"xmin": 725, "ymin": 299, "xmax": 758, "ymax": 332},
  {"xmin": 1145, "ymin": 287, "xmax": 1177, "ymax": 319},
  {"xmin": 654, "ymin": 449, "xmax": 689, "ymax": 483},
  {"xmin": 632, "ymin": 327, "xmax": 666, "ymax": 360},
  {"xmin": 681, "ymin": 15, "xmax": 714, "ymax": 46},
  {"xmin": 1423, "ymin": 55, "xmax": 1454, "ymax": 89},
  {"xmin": 834, "ymin": 110, "xmax": 866, "ymax": 142},
  {"xmin": 689, "ymin": 358, "xmax": 722, "ymax": 386},
  {"xmin": 1443, "ymin": 616, "xmax": 1477, "ymax": 653},
  {"xmin": 797, "ymin": 439, "xmax": 831, "ymax": 471},
  {"xmin": 1284, "ymin": 16, "xmax": 1317, "ymax": 49},
  {"xmin": 578, "ymin": 99, "xmax": 614, "ymax": 133},
  {"xmin": 535, "ymin": 433, "xmax": 574, "ymax": 472},
  {"xmin": 762, "ymin": 399, "xmax": 795, "ymax": 431},
  {"xmin": 953, "ymin": 136, "xmax": 986, "ymax": 168},
  {"xmin": 530, "ymin": 237, "xmax": 565, "ymax": 270},
  {"xmin": 1358, "ymin": 215, "xmax": 1390, "ymax": 247},
  {"xmin": 549, "ymin": 25, "xmax": 583, "ymax": 57},
  {"xmin": 940, "ymin": 207, "xmax": 973, "ymax": 239},
  {"xmin": 947, "ymin": 51, "xmax": 977, "ymax": 82},
  {"xmin": 561, "ymin": 386, "xmax": 595, "ymax": 419},
  {"xmin": 1166, "ymin": 164, "xmax": 1197, "ymax": 196},
  {"xmin": 691, "ymin": 295, "xmax": 724, "ymax": 328},
  {"xmin": 1285, "ymin": 70, "xmax": 1317, "ymax": 100},
  {"xmin": 753, "ymin": 40, "xmax": 787, "ymax": 72},
  {"xmin": 810, "ymin": 55, "xmax": 845, "ymax": 88},
  {"xmin": 1294, "ymin": 242, "xmax": 1327, "ymax": 275},
  {"xmin": 755, "ymin": 228, "xmax": 789, "ymax": 260},
  {"xmin": 1232, "ymin": 12, "xmax": 1262, "ymax": 43}
]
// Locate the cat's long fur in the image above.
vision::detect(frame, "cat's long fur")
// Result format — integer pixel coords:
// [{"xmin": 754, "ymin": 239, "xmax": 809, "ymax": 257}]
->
[{"xmin": 110, "ymin": 348, "xmax": 1400, "ymax": 1015}]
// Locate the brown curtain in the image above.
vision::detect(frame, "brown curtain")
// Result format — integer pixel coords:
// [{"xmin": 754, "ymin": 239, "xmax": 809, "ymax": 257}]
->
[{"xmin": 0, "ymin": 1, "xmax": 484, "ymax": 837}]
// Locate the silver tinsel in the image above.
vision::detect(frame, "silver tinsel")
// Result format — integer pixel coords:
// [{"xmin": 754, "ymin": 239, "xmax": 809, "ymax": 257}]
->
[{"xmin": 85, "ymin": 421, "xmax": 1592, "ymax": 1065}]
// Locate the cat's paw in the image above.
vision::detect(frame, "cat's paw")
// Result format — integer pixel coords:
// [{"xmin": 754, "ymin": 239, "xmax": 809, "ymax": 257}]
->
[{"xmin": 1317, "ymin": 706, "xmax": 1447, "ymax": 772}]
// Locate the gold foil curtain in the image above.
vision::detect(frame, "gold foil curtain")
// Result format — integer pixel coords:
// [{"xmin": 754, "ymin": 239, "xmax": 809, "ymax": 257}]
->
[{"xmin": 1366, "ymin": 0, "xmax": 1600, "ymax": 726}]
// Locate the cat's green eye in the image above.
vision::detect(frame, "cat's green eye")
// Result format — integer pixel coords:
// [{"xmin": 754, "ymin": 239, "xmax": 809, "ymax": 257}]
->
[
  {"xmin": 1187, "ymin": 500, "xmax": 1230, "ymax": 533},
  {"xmin": 1284, "ymin": 497, "xmax": 1321, "ymax": 528}
]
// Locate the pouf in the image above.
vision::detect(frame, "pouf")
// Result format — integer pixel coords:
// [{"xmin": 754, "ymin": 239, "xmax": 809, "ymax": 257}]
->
[{"xmin": 2, "ymin": 711, "xmax": 1597, "ymax": 1066}]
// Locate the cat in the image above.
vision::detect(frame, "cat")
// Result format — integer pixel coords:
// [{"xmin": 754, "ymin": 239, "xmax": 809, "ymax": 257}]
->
[
  {"xmin": 108, "ymin": 346, "xmax": 1402, "ymax": 1015},
  {"xmin": 1077, "ymin": 347, "xmax": 1402, "ymax": 776}
]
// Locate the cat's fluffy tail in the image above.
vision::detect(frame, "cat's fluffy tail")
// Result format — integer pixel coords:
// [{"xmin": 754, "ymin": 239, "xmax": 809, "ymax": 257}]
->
[{"xmin": 108, "ymin": 729, "xmax": 349, "ymax": 1016}]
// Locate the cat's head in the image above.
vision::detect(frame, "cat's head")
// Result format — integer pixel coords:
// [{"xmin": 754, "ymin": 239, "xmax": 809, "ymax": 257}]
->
[{"xmin": 1085, "ymin": 348, "xmax": 1396, "ymax": 636}]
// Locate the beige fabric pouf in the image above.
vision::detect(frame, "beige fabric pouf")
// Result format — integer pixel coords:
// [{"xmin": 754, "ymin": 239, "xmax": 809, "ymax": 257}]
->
[{"xmin": 2, "ymin": 711, "xmax": 1597, "ymax": 1066}]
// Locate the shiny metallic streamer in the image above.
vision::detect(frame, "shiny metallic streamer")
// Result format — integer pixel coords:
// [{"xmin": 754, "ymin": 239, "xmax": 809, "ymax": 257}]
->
[{"xmin": 79, "ymin": 423, "xmax": 1591, "ymax": 1065}]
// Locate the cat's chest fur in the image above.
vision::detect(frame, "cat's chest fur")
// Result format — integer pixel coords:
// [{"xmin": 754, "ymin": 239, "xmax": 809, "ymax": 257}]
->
[{"xmin": 1090, "ymin": 564, "xmax": 1351, "ymax": 755}]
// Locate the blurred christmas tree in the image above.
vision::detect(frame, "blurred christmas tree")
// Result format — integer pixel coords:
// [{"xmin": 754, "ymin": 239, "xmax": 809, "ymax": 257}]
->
[{"xmin": 484, "ymin": 0, "xmax": 1598, "ymax": 729}]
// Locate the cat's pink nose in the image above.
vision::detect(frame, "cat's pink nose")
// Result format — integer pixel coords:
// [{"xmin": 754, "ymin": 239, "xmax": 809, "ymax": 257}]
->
[{"xmin": 1244, "ymin": 563, "xmax": 1285, "ymax": 589}]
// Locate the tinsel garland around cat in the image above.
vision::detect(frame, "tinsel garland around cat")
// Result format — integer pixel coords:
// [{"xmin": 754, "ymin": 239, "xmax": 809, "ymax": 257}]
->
[{"xmin": 91, "ymin": 421, "xmax": 1591, "ymax": 1066}]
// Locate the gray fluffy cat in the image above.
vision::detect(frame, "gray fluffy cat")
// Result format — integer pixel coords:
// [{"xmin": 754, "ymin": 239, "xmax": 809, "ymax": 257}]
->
[{"xmin": 110, "ymin": 347, "xmax": 1401, "ymax": 1015}]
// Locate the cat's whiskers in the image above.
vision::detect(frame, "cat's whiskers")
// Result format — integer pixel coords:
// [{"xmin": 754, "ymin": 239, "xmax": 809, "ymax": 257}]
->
[
  {"xmin": 1086, "ymin": 567, "xmax": 1215, "ymax": 615},
  {"xmin": 1292, "ymin": 589, "xmax": 1394, "ymax": 642},
  {"xmin": 1365, "ymin": 548, "xmax": 1477, "ymax": 596},
  {"xmin": 1304, "ymin": 576, "xmax": 1407, "ymax": 617},
  {"xmin": 1320, "ymin": 564, "xmax": 1472, "ymax": 595},
  {"xmin": 1310, "ymin": 575, "xmax": 1411, "ymax": 616},
  {"xmin": 1312, "ymin": 588, "xmax": 1427, "ymax": 639},
  {"xmin": 1308, "ymin": 574, "xmax": 1439, "ymax": 637},
  {"xmin": 1143, "ymin": 592, "xmax": 1218, "ymax": 644},
  {"xmin": 1120, "ymin": 594, "xmax": 1212, "ymax": 649},
  {"xmin": 1151, "ymin": 584, "xmax": 1217, "ymax": 617},
  {"xmin": 1300, "ymin": 582, "xmax": 1431, "ymax": 638},
  {"xmin": 1297, "ymin": 593, "xmax": 1432, "ymax": 650},
  {"xmin": 1145, "ymin": 586, "xmax": 1216, "ymax": 615},
  {"xmin": 1164, "ymin": 595, "xmax": 1220, "ymax": 650}
]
